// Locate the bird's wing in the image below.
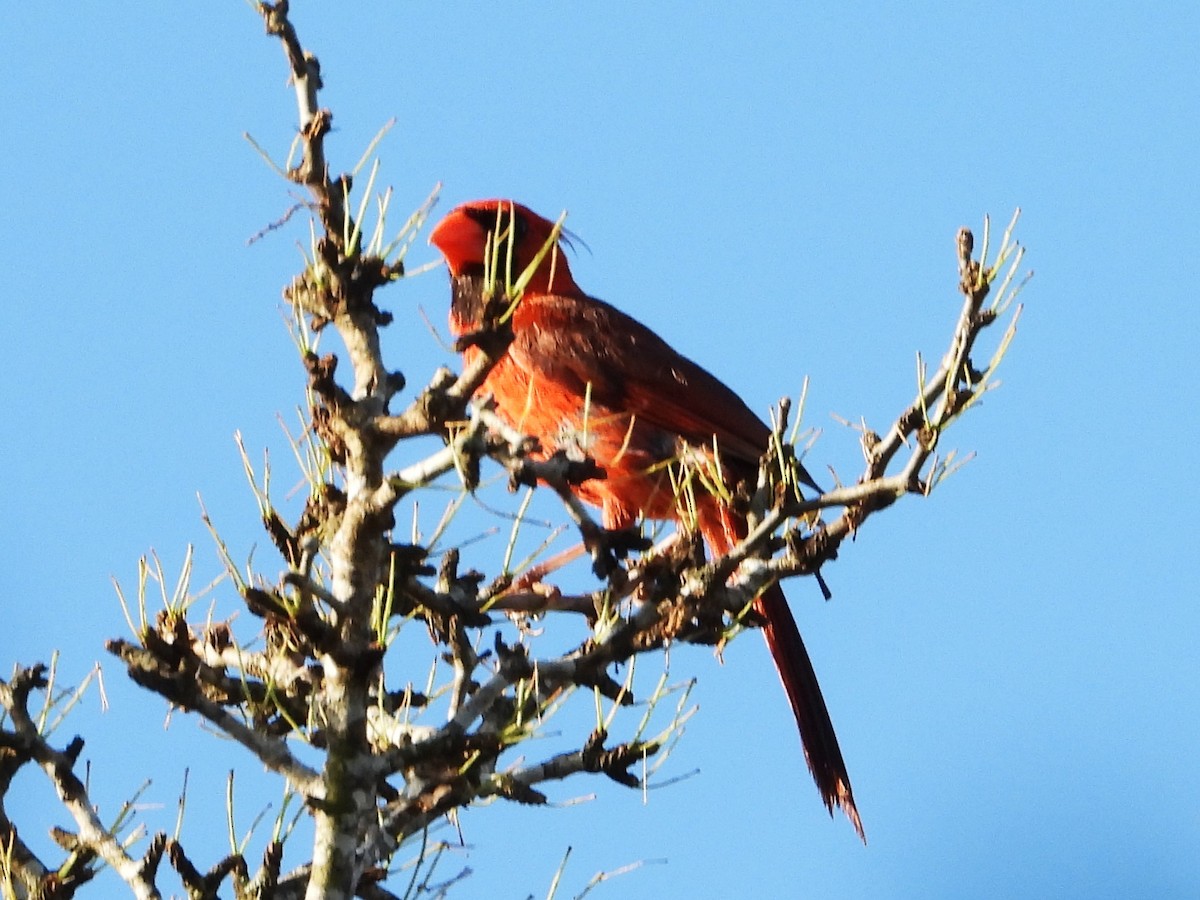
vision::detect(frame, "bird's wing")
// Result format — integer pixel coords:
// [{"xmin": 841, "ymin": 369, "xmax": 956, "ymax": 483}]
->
[{"xmin": 508, "ymin": 292, "xmax": 773, "ymax": 471}]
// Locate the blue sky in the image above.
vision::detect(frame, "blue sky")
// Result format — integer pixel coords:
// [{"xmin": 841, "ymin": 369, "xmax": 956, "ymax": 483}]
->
[{"xmin": 3, "ymin": 3, "xmax": 1198, "ymax": 897}]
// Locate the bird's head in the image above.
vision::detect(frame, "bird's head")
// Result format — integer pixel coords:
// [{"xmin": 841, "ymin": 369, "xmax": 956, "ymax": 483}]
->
[{"xmin": 429, "ymin": 199, "xmax": 580, "ymax": 296}]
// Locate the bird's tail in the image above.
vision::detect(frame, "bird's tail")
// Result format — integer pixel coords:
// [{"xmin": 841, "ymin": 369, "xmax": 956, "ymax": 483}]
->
[
  {"xmin": 756, "ymin": 581, "xmax": 864, "ymax": 841},
  {"xmin": 701, "ymin": 507, "xmax": 864, "ymax": 841}
]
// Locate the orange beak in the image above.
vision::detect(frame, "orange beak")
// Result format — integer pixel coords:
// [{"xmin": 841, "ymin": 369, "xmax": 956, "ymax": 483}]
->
[{"xmin": 428, "ymin": 207, "xmax": 488, "ymax": 276}]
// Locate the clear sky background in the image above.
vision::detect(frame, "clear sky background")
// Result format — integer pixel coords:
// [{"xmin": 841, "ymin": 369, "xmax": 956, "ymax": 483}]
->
[{"xmin": 4, "ymin": 3, "xmax": 1198, "ymax": 898}]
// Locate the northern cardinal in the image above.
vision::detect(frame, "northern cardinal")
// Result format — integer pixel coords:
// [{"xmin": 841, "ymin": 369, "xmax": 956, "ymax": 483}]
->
[{"xmin": 430, "ymin": 199, "xmax": 862, "ymax": 838}]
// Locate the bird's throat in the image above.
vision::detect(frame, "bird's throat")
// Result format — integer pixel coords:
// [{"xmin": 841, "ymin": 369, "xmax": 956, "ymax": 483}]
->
[{"xmin": 449, "ymin": 272, "xmax": 489, "ymax": 334}]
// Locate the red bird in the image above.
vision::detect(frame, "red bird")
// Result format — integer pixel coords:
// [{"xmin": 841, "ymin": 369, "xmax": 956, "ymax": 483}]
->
[{"xmin": 430, "ymin": 199, "xmax": 862, "ymax": 838}]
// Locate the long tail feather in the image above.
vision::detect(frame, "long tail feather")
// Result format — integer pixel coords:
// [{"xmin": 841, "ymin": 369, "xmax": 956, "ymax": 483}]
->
[
  {"xmin": 701, "ymin": 505, "xmax": 864, "ymax": 841},
  {"xmin": 756, "ymin": 582, "xmax": 864, "ymax": 841}
]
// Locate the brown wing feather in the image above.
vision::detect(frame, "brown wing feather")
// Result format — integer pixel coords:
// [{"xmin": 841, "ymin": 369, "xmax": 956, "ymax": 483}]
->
[{"xmin": 508, "ymin": 292, "xmax": 771, "ymax": 473}]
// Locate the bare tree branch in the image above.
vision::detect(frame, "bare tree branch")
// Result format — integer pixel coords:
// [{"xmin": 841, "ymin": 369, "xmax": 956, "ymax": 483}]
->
[{"xmin": 1, "ymin": 5, "xmax": 1028, "ymax": 897}]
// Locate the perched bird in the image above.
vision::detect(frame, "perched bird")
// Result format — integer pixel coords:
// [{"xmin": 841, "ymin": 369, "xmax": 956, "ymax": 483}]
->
[{"xmin": 430, "ymin": 199, "xmax": 862, "ymax": 838}]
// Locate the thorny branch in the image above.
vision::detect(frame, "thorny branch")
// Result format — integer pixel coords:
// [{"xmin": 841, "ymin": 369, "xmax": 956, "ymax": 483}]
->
[
  {"xmin": 2, "ymin": 3, "xmax": 1028, "ymax": 898},
  {"xmin": 0, "ymin": 665, "xmax": 266, "ymax": 900}
]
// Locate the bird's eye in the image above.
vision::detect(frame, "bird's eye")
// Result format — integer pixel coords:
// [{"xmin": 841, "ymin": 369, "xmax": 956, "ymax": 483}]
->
[
  {"xmin": 494, "ymin": 208, "xmax": 525, "ymax": 244},
  {"xmin": 464, "ymin": 207, "xmax": 494, "ymax": 229},
  {"xmin": 465, "ymin": 205, "xmax": 526, "ymax": 246}
]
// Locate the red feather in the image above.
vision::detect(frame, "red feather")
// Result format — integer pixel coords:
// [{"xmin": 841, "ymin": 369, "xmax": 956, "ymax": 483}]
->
[{"xmin": 430, "ymin": 199, "xmax": 863, "ymax": 838}]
